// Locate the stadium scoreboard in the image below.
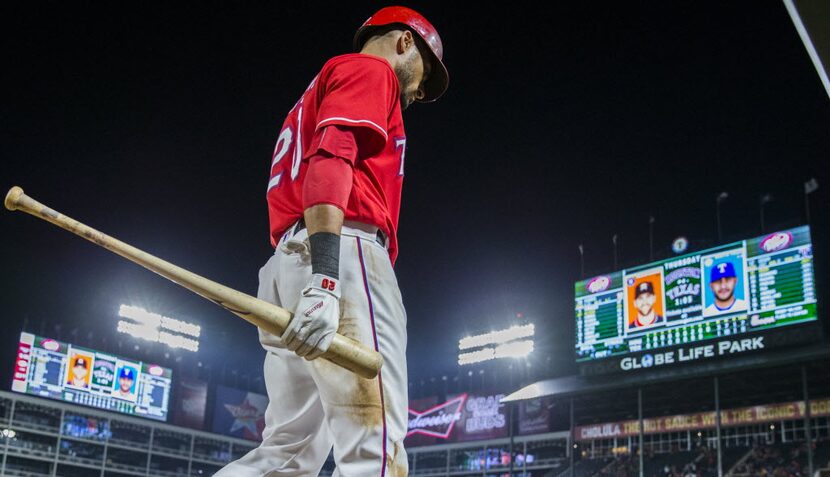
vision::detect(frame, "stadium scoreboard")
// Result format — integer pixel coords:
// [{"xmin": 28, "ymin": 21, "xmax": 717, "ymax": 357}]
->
[
  {"xmin": 12, "ymin": 332, "xmax": 172, "ymax": 421},
  {"xmin": 575, "ymin": 226, "xmax": 818, "ymax": 372}
]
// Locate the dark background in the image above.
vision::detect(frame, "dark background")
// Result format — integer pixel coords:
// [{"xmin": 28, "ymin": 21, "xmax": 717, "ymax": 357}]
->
[{"xmin": 2, "ymin": 1, "xmax": 828, "ymax": 395}]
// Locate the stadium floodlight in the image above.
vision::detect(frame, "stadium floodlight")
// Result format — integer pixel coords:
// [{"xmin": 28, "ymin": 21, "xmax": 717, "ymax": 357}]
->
[
  {"xmin": 494, "ymin": 339, "xmax": 534, "ymax": 359},
  {"xmin": 458, "ymin": 348, "xmax": 495, "ymax": 366},
  {"xmin": 457, "ymin": 323, "xmax": 535, "ymax": 366},
  {"xmin": 458, "ymin": 324, "xmax": 535, "ymax": 350},
  {"xmin": 118, "ymin": 305, "xmax": 200, "ymax": 337},
  {"xmin": 116, "ymin": 321, "xmax": 159, "ymax": 342},
  {"xmin": 118, "ymin": 305, "xmax": 200, "ymax": 352}
]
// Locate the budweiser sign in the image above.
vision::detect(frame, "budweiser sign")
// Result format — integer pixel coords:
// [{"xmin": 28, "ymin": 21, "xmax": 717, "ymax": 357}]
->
[{"xmin": 407, "ymin": 393, "xmax": 468, "ymax": 438}]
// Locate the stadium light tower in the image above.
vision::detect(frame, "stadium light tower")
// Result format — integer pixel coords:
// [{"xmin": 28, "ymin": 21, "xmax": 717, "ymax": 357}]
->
[{"xmin": 117, "ymin": 305, "xmax": 201, "ymax": 352}]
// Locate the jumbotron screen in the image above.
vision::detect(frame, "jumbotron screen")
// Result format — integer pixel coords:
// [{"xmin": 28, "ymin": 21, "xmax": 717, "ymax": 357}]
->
[
  {"xmin": 575, "ymin": 226, "xmax": 817, "ymax": 364},
  {"xmin": 11, "ymin": 332, "xmax": 172, "ymax": 421}
]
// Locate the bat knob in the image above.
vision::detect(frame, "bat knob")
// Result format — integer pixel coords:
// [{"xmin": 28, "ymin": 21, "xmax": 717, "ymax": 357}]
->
[{"xmin": 5, "ymin": 186, "xmax": 24, "ymax": 211}]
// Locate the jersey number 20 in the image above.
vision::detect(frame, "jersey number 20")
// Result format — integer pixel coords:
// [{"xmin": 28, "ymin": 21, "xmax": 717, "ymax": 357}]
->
[{"xmin": 267, "ymin": 108, "xmax": 305, "ymax": 191}]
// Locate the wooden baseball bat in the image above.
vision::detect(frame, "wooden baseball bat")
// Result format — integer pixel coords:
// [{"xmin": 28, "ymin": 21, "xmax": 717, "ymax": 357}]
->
[{"xmin": 4, "ymin": 186, "xmax": 382, "ymax": 379}]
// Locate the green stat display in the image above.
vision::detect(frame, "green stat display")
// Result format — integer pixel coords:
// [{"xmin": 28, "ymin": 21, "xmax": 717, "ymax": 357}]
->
[{"xmin": 575, "ymin": 226, "xmax": 817, "ymax": 362}]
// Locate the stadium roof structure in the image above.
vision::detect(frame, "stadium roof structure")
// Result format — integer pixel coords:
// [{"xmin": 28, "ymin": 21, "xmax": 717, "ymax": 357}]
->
[
  {"xmin": 503, "ymin": 342, "xmax": 830, "ymax": 403},
  {"xmin": 784, "ymin": 0, "xmax": 830, "ymax": 101}
]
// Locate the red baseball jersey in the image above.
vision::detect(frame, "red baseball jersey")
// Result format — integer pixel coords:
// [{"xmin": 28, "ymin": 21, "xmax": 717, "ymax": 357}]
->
[{"xmin": 266, "ymin": 54, "xmax": 407, "ymax": 263}]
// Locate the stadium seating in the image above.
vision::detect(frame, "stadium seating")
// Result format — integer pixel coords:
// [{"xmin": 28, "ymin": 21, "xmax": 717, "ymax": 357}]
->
[
  {"xmin": 690, "ymin": 445, "xmax": 750, "ymax": 476},
  {"xmin": 563, "ymin": 446, "xmax": 758, "ymax": 477},
  {"xmin": 725, "ymin": 443, "xmax": 811, "ymax": 476},
  {"xmin": 815, "ymin": 438, "xmax": 830, "ymax": 473},
  {"xmin": 572, "ymin": 456, "xmax": 613, "ymax": 476},
  {"xmin": 643, "ymin": 450, "xmax": 697, "ymax": 476}
]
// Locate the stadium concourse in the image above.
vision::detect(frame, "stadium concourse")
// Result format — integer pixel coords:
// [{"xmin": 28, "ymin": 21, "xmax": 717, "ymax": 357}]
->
[
  {"xmin": 395, "ymin": 353, "xmax": 830, "ymax": 477},
  {"xmin": 3, "ymin": 347, "xmax": 830, "ymax": 477}
]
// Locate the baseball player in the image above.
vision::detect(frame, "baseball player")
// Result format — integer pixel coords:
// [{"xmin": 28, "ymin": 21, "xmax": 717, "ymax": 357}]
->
[
  {"xmin": 215, "ymin": 6, "xmax": 448, "ymax": 477},
  {"xmin": 67, "ymin": 356, "xmax": 91, "ymax": 389},
  {"xmin": 631, "ymin": 281, "xmax": 664, "ymax": 329},
  {"xmin": 114, "ymin": 367, "xmax": 136, "ymax": 400},
  {"xmin": 704, "ymin": 261, "xmax": 747, "ymax": 316}
]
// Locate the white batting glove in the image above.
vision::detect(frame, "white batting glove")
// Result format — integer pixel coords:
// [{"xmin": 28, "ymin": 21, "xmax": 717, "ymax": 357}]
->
[{"xmin": 283, "ymin": 274, "xmax": 340, "ymax": 360}]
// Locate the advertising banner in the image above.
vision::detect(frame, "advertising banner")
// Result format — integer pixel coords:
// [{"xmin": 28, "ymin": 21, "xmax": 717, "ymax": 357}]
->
[
  {"xmin": 574, "ymin": 397, "xmax": 830, "ymax": 440},
  {"xmin": 518, "ymin": 397, "xmax": 553, "ymax": 435},
  {"xmin": 406, "ymin": 392, "xmax": 509, "ymax": 446},
  {"xmin": 212, "ymin": 385, "xmax": 268, "ymax": 441},
  {"xmin": 172, "ymin": 378, "xmax": 208, "ymax": 430}
]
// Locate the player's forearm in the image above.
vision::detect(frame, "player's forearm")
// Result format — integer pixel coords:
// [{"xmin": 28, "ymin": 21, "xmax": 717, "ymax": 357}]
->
[
  {"xmin": 302, "ymin": 147, "xmax": 355, "ymax": 279},
  {"xmin": 304, "ymin": 204, "xmax": 344, "ymax": 236},
  {"xmin": 302, "ymin": 153, "xmax": 354, "ymax": 232}
]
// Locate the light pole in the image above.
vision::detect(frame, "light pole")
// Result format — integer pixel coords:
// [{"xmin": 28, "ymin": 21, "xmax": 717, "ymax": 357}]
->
[
  {"xmin": 716, "ymin": 192, "xmax": 729, "ymax": 242},
  {"xmin": 648, "ymin": 216, "xmax": 655, "ymax": 261},
  {"xmin": 804, "ymin": 178, "xmax": 818, "ymax": 224},
  {"xmin": 760, "ymin": 194, "xmax": 772, "ymax": 233}
]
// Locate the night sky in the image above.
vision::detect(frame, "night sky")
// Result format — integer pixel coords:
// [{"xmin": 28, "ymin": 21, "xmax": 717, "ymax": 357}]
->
[{"xmin": 2, "ymin": 2, "xmax": 828, "ymax": 391}]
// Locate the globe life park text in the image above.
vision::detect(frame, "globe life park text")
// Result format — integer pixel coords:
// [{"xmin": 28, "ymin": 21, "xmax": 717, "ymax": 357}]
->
[{"xmin": 620, "ymin": 336, "xmax": 765, "ymax": 371}]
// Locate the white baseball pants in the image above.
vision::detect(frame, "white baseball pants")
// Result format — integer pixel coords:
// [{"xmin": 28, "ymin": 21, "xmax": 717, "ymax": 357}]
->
[{"xmin": 214, "ymin": 222, "xmax": 409, "ymax": 477}]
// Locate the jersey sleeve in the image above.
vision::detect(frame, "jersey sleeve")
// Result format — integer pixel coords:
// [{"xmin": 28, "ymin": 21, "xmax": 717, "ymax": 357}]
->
[
  {"xmin": 302, "ymin": 152, "xmax": 354, "ymax": 211},
  {"xmin": 306, "ymin": 125, "xmax": 359, "ymax": 165},
  {"xmin": 310, "ymin": 57, "xmax": 398, "ymax": 158}
]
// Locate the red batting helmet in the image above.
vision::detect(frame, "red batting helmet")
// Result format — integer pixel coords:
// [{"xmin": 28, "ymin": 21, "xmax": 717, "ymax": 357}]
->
[{"xmin": 353, "ymin": 6, "xmax": 449, "ymax": 102}]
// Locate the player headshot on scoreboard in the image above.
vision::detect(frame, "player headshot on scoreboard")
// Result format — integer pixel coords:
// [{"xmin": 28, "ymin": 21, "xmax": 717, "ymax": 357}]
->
[
  {"xmin": 113, "ymin": 365, "xmax": 138, "ymax": 401},
  {"xmin": 66, "ymin": 354, "xmax": 92, "ymax": 389},
  {"xmin": 626, "ymin": 272, "xmax": 666, "ymax": 332},
  {"xmin": 703, "ymin": 258, "xmax": 748, "ymax": 317}
]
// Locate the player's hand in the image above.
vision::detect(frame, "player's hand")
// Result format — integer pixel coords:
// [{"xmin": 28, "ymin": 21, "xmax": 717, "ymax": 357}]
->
[{"xmin": 283, "ymin": 273, "xmax": 341, "ymax": 360}]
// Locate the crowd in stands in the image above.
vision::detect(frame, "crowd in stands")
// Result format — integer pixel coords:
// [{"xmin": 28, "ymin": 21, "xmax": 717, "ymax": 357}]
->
[
  {"xmin": 730, "ymin": 443, "xmax": 808, "ymax": 477},
  {"xmin": 649, "ymin": 446, "xmax": 711, "ymax": 477},
  {"xmin": 657, "ymin": 460, "xmax": 702, "ymax": 477},
  {"xmin": 597, "ymin": 453, "xmax": 638, "ymax": 476},
  {"xmin": 575, "ymin": 447, "xmax": 705, "ymax": 477},
  {"xmin": 573, "ymin": 440, "xmax": 830, "ymax": 477}
]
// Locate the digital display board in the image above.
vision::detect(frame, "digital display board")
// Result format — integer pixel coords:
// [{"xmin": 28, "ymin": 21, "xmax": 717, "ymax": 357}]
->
[
  {"xmin": 11, "ymin": 332, "xmax": 172, "ymax": 421},
  {"xmin": 575, "ymin": 226, "xmax": 818, "ymax": 367}
]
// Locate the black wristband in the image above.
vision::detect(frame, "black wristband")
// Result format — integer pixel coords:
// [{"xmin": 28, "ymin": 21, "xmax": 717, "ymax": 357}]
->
[{"xmin": 308, "ymin": 232, "xmax": 340, "ymax": 279}]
